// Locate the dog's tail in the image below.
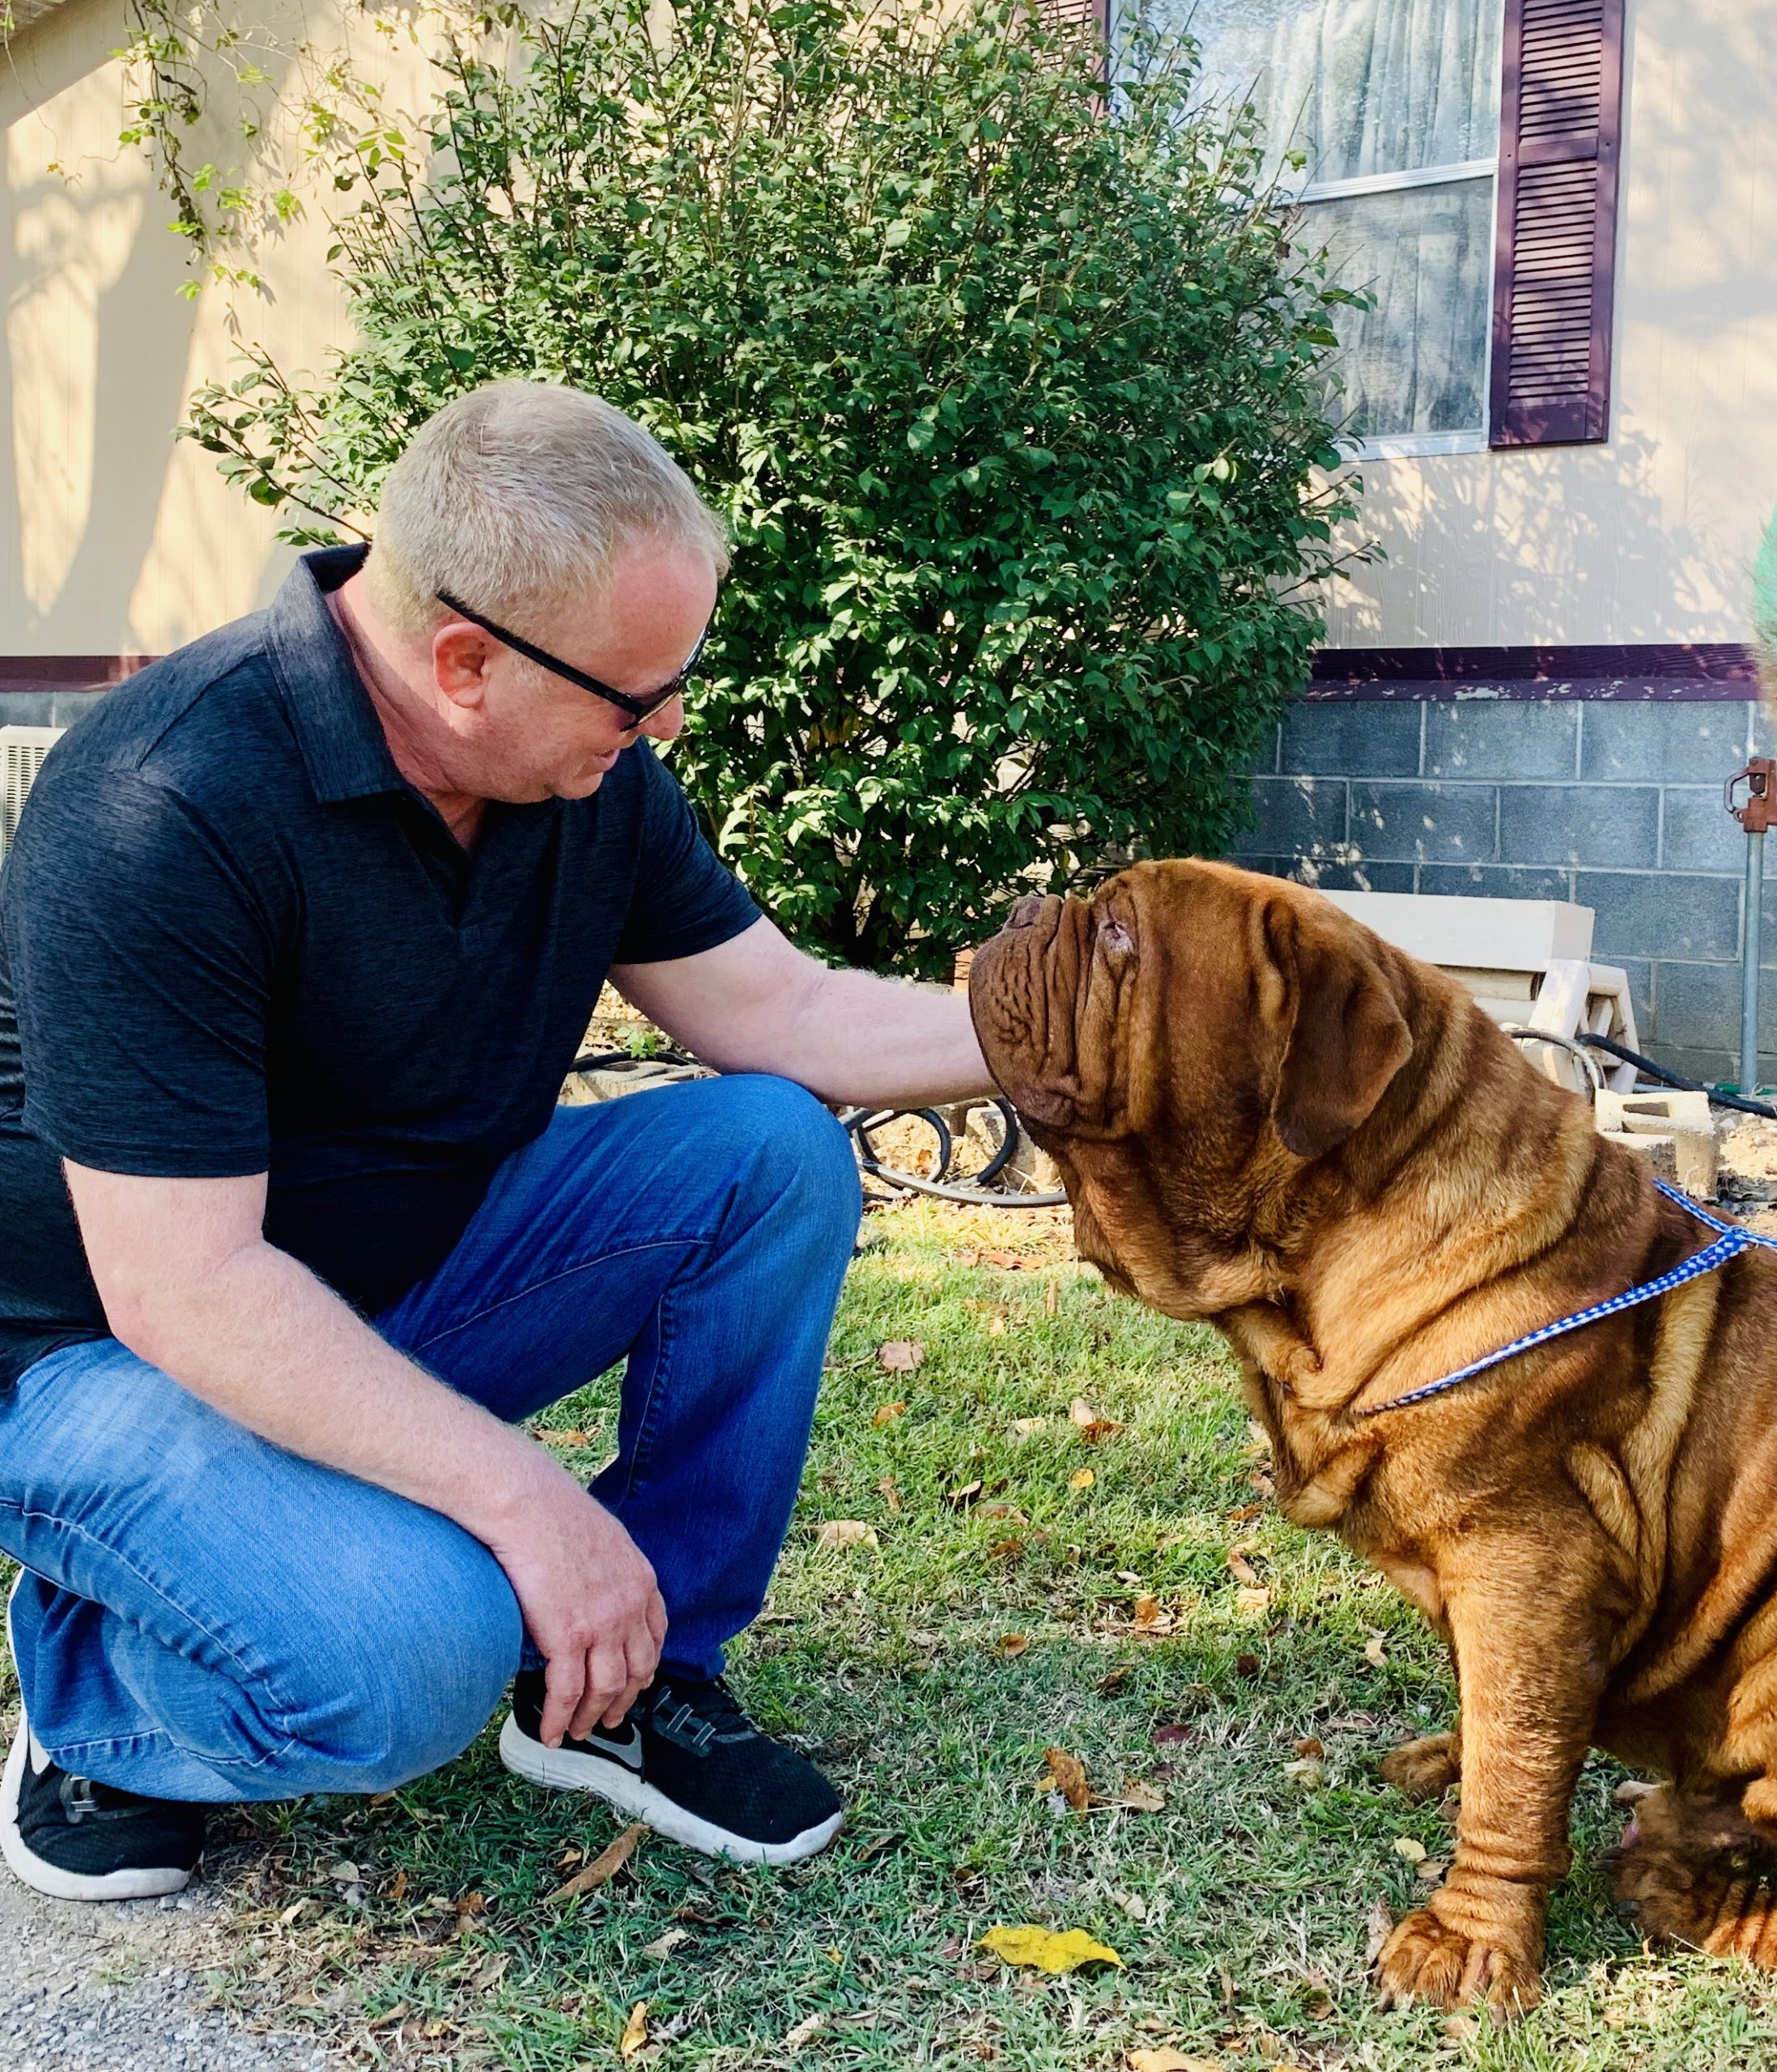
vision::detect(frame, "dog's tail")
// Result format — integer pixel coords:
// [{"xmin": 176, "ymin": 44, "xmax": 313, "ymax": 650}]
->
[{"xmin": 1756, "ymin": 503, "xmax": 1777, "ymax": 710}]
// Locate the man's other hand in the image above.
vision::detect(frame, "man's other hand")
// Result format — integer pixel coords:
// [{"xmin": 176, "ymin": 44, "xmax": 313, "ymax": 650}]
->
[{"xmin": 487, "ymin": 1467, "xmax": 668, "ymax": 1739}]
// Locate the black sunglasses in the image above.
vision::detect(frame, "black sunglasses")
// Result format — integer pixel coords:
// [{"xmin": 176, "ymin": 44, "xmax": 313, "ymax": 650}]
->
[{"xmin": 436, "ymin": 590, "xmax": 708, "ymax": 728}]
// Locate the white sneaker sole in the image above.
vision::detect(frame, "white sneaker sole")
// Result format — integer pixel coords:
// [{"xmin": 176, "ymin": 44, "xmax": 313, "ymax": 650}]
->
[
  {"xmin": 1, "ymin": 1573, "xmax": 193, "ymax": 1903},
  {"xmin": 497, "ymin": 1713, "xmax": 842, "ymax": 1868}
]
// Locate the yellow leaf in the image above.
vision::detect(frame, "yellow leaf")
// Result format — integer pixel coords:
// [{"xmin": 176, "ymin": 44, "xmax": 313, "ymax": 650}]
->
[
  {"xmin": 1069, "ymin": 1467, "xmax": 1095, "ymax": 1491},
  {"xmin": 1043, "ymin": 1747, "xmax": 1091, "ymax": 1811},
  {"xmin": 1235, "ymin": 1586, "xmax": 1273, "ymax": 1615},
  {"xmin": 878, "ymin": 1340, "xmax": 925, "ymax": 1372},
  {"xmin": 1393, "ymin": 1835, "xmax": 1426, "ymax": 1864},
  {"xmin": 1363, "ymin": 1634, "xmax": 1388, "ymax": 1667},
  {"xmin": 979, "ymin": 1924, "xmax": 1124, "ymax": 1974},
  {"xmin": 1119, "ymin": 1777, "xmax": 1167, "ymax": 1812},
  {"xmin": 871, "ymin": 1401, "xmax": 907, "ymax": 1426},
  {"xmin": 1129, "ymin": 2053, "xmax": 1225, "ymax": 2072},
  {"xmin": 814, "ymin": 1519, "xmax": 878, "ymax": 1549},
  {"xmin": 1012, "ymin": 1416, "xmax": 1050, "ymax": 1436},
  {"xmin": 998, "ymin": 1633, "xmax": 1029, "ymax": 1657},
  {"xmin": 619, "ymin": 2000, "xmax": 649, "ymax": 2060}
]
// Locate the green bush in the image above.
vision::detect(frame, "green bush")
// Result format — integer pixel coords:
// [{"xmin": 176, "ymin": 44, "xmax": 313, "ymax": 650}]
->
[{"xmin": 143, "ymin": 0, "xmax": 1360, "ymax": 972}]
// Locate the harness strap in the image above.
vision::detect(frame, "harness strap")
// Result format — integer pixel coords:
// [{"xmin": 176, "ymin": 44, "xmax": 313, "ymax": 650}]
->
[{"xmin": 1358, "ymin": 1178, "xmax": 1777, "ymax": 1419}]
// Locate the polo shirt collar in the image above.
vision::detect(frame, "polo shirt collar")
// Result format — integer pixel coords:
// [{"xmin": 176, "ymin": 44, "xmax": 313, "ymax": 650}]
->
[{"xmin": 265, "ymin": 545, "xmax": 407, "ymax": 804}]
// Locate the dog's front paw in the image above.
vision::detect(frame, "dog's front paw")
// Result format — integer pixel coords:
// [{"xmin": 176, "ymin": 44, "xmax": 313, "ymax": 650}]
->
[
  {"xmin": 1375, "ymin": 1904, "xmax": 1542, "ymax": 2017},
  {"xmin": 1380, "ymin": 1731, "xmax": 1460, "ymax": 1802}
]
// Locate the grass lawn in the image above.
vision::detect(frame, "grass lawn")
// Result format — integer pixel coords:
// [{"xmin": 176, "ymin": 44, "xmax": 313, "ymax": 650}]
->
[{"xmin": 15, "ymin": 1200, "xmax": 1777, "ymax": 2070}]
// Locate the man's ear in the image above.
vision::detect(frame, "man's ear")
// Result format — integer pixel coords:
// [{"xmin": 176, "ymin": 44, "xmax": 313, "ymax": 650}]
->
[{"xmin": 1261, "ymin": 899, "xmax": 1413, "ymax": 1160}]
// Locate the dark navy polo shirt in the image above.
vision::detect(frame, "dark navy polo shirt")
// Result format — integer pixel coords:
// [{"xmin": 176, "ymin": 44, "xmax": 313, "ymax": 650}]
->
[{"xmin": 0, "ymin": 545, "xmax": 759, "ymax": 1390}]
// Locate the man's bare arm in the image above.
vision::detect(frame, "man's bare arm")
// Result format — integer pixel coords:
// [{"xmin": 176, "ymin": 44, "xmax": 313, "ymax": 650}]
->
[
  {"xmin": 62, "ymin": 1161, "xmax": 665, "ymax": 1744},
  {"xmin": 612, "ymin": 916, "xmax": 996, "ymax": 1108}
]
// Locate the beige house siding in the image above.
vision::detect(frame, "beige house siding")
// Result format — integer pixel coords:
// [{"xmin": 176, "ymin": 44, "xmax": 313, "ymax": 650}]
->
[
  {"xmin": 1321, "ymin": 0, "xmax": 1777, "ymax": 652},
  {"xmin": 1, "ymin": 0, "xmax": 1773, "ymax": 660}
]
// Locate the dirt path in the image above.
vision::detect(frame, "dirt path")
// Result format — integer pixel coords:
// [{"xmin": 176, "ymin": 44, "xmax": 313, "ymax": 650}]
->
[{"xmin": 0, "ymin": 1870, "xmax": 341, "ymax": 2072}]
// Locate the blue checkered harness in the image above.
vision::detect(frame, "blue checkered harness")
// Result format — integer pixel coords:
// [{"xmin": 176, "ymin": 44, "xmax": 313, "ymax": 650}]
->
[{"xmin": 1359, "ymin": 1179, "xmax": 1777, "ymax": 1419}]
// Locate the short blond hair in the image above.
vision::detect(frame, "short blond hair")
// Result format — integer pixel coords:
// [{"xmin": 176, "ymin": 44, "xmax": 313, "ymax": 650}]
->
[{"xmin": 365, "ymin": 381, "xmax": 729, "ymax": 635}]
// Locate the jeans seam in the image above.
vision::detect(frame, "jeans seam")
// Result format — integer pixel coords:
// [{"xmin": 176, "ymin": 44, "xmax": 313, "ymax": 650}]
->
[
  {"xmin": 2, "ymin": 1505, "xmax": 308, "ymax": 1756},
  {"xmin": 616, "ymin": 1290, "xmax": 677, "ymax": 1505},
  {"xmin": 44, "ymin": 1725, "xmax": 297, "ymax": 1778},
  {"xmin": 403, "ymin": 1236, "xmax": 713, "ymax": 1360}
]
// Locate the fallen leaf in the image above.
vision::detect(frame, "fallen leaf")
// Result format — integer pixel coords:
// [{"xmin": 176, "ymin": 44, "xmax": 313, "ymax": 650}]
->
[
  {"xmin": 946, "ymin": 1480, "xmax": 984, "ymax": 1506},
  {"xmin": 641, "ymin": 1926, "xmax": 689, "ymax": 1959},
  {"xmin": 1235, "ymin": 1586, "xmax": 1273, "ymax": 1614},
  {"xmin": 1042, "ymin": 1747, "xmax": 1090, "ymax": 1811},
  {"xmin": 1294, "ymin": 1736, "xmax": 1325, "ymax": 1760},
  {"xmin": 1119, "ymin": 1777, "xmax": 1167, "ymax": 1812},
  {"xmin": 1012, "ymin": 1416, "xmax": 1050, "ymax": 1436},
  {"xmin": 389, "ymin": 1869, "xmax": 409, "ymax": 1903},
  {"xmin": 1393, "ymin": 1836, "xmax": 1427, "ymax": 1865},
  {"xmin": 783, "ymin": 2010, "xmax": 829, "ymax": 2051},
  {"xmin": 1363, "ymin": 1634, "xmax": 1388, "ymax": 1668},
  {"xmin": 1249, "ymin": 1470, "xmax": 1276, "ymax": 1497},
  {"xmin": 988, "ymin": 1312, "xmax": 1010, "ymax": 1336},
  {"xmin": 546, "ymin": 1824, "xmax": 644, "ymax": 1902},
  {"xmin": 1416, "ymin": 1857, "xmax": 1448, "ymax": 1886},
  {"xmin": 878, "ymin": 1340, "xmax": 925, "ymax": 1372},
  {"xmin": 1226, "ymin": 1551, "xmax": 1261, "ymax": 1587},
  {"xmin": 878, "ymin": 1472, "xmax": 903, "ymax": 1514},
  {"xmin": 988, "ymin": 1537, "xmax": 1026, "ymax": 1559},
  {"xmin": 854, "ymin": 1831, "xmax": 903, "ymax": 1862},
  {"xmin": 998, "ymin": 1633, "xmax": 1030, "ymax": 1658},
  {"xmin": 1226, "ymin": 1501, "xmax": 1265, "ymax": 1526},
  {"xmin": 1133, "ymin": 1594, "xmax": 1164, "ymax": 1628},
  {"xmin": 814, "ymin": 1519, "xmax": 878, "ymax": 1549},
  {"xmin": 1363, "ymin": 1896, "xmax": 1394, "ymax": 1964},
  {"xmin": 546, "ymin": 1429, "xmax": 592, "ymax": 1447},
  {"xmin": 1098, "ymin": 1666, "xmax": 1133, "ymax": 1695},
  {"xmin": 1044, "ymin": 1280, "xmax": 1060, "ymax": 1316},
  {"xmin": 1069, "ymin": 1396, "xmax": 1124, "ymax": 1443},
  {"xmin": 1129, "ymin": 2053, "xmax": 1225, "ymax": 2072},
  {"xmin": 1235, "ymin": 1652, "xmax": 1262, "ymax": 1680},
  {"xmin": 1069, "ymin": 1468, "xmax": 1095, "ymax": 1492},
  {"xmin": 977, "ymin": 1499, "xmax": 1026, "ymax": 1520},
  {"xmin": 979, "ymin": 1924, "xmax": 1123, "ymax": 1974},
  {"xmin": 1153, "ymin": 1722, "xmax": 1193, "ymax": 1746},
  {"xmin": 872, "ymin": 1401, "xmax": 907, "ymax": 1426},
  {"xmin": 976, "ymin": 1248, "xmax": 1027, "ymax": 1271},
  {"xmin": 1282, "ymin": 1758, "xmax": 1325, "ymax": 1789},
  {"xmin": 455, "ymin": 1891, "xmax": 486, "ymax": 1919},
  {"xmin": 619, "ymin": 2000, "xmax": 649, "ymax": 2061}
]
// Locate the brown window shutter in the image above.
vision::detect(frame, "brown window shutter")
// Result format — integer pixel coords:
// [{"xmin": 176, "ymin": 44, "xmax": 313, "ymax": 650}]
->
[
  {"xmin": 1031, "ymin": 0, "xmax": 1107, "ymax": 29},
  {"xmin": 1490, "ymin": 0, "xmax": 1626, "ymax": 447}
]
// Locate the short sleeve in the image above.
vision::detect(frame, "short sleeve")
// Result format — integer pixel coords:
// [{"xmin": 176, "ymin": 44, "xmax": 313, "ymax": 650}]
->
[
  {"xmin": 612, "ymin": 745, "xmax": 761, "ymax": 965},
  {"xmin": 5, "ymin": 764, "xmax": 274, "ymax": 1176}
]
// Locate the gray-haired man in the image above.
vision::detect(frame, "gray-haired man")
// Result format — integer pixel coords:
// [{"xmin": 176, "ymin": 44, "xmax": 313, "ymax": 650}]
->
[{"xmin": 0, "ymin": 381, "xmax": 992, "ymax": 1898}]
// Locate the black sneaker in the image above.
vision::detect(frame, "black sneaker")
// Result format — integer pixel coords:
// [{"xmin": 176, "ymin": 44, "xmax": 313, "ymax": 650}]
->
[{"xmin": 499, "ymin": 1668, "xmax": 843, "ymax": 1866}]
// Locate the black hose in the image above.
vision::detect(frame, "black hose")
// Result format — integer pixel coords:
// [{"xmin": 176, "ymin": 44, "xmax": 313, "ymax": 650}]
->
[
  {"xmin": 838, "ymin": 1098, "xmax": 1067, "ymax": 1208},
  {"xmin": 1576, "ymin": 1033, "xmax": 1777, "ymax": 1121}
]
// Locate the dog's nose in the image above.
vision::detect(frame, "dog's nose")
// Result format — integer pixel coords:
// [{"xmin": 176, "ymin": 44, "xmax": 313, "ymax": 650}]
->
[{"xmin": 1008, "ymin": 894, "xmax": 1046, "ymax": 929}]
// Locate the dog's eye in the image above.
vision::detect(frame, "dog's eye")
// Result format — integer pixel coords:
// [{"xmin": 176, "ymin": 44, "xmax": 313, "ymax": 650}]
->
[{"xmin": 1097, "ymin": 916, "xmax": 1135, "ymax": 962}]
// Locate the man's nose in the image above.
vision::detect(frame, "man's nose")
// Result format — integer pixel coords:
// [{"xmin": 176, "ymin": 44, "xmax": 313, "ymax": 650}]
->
[{"xmin": 640, "ymin": 694, "xmax": 685, "ymax": 745}]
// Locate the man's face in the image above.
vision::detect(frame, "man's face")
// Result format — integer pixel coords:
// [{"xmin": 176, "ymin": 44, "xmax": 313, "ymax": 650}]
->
[{"xmin": 431, "ymin": 536, "xmax": 718, "ymax": 803}]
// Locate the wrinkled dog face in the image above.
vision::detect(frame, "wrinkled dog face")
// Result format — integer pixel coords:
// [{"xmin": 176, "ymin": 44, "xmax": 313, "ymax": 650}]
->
[{"xmin": 967, "ymin": 860, "xmax": 1413, "ymax": 1317}]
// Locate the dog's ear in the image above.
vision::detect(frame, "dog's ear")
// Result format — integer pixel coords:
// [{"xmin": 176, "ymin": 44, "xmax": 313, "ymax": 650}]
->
[{"xmin": 1261, "ymin": 898, "xmax": 1413, "ymax": 1160}]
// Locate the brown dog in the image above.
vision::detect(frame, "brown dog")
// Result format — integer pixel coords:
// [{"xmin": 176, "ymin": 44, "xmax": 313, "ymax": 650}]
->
[{"xmin": 968, "ymin": 858, "xmax": 1777, "ymax": 2015}]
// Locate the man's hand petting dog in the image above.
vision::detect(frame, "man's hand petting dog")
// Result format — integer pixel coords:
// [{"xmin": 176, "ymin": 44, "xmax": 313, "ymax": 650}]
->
[
  {"xmin": 970, "ymin": 860, "xmax": 1777, "ymax": 2018},
  {"xmin": 485, "ymin": 1456, "xmax": 667, "ymax": 1743}
]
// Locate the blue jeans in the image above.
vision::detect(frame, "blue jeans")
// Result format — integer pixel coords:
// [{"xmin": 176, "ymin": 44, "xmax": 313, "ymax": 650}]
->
[{"xmin": 0, "ymin": 1076, "xmax": 860, "ymax": 1804}]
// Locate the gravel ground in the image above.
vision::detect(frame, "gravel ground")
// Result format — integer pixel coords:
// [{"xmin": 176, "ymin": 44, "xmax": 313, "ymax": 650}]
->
[{"xmin": 0, "ymin": 1869, "xmax": 341, "ymax": 2072}]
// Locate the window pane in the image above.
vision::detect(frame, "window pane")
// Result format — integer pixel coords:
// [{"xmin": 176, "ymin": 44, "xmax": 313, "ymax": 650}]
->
[
  {"xmin": 1151, "ymin": 0, "xmax": 1502, "ymax": 184},
  {"xmin": 1303, "ymin": 178, "xmax": 1493, "ymax": 439}
]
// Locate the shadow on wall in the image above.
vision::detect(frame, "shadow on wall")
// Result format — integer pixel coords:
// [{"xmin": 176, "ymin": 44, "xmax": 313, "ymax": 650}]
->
[{"xmin": 0, "ymin": 3, "xmax": 298, "ymax": 654}]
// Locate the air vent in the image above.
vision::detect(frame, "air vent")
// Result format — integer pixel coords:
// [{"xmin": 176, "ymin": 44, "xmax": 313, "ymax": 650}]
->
[{"xmin": 1, "ymin": 727, "xmax": 66, "ymax": 864}]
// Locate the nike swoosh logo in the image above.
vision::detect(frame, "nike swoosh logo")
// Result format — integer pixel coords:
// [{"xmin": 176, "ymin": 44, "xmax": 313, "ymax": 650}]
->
[{"xmin": 580, "ymin": 1724, "xmax": 644, "ymax": 1773}]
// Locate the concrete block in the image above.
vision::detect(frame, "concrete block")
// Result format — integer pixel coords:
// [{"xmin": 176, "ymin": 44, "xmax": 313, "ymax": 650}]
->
[
  {"xmin": 1418, "ymin": 863, "xmax": 1574, "ymax": 902},
  {"xmin": 1595, "ymin": 1087, "xmax": 1719, "ymax": 1198},
  {"xmin": 1246, "ymin": 723, "xmax": 1282, "ymax": 777},
  {"xmin": 1579, "ymin": 703, "xmax": 1755, "ymax": 783},
  {"xmin": 1640, "ymin": 1042, "xmax": 1777, "ymax": 1091},
  {"xmin": 1660, "ymin": 787, "xmax": 1749, "ymax": 873},
  {"xmin": 1651, "ymin": 958, "xmax": 1777, "ymax": 1053},
  {"xmin": 1349, "ymin": 781, "xmax": 1498, "ymax": 864},
  {"xmin": 1423, "ymin": 701, "xmax": 1578, "ymax": 781},
  {"xmin": 1241, "ymin": 856, "xmax": 1417, "ymax": 893},
  {"xmin": 1498, "ymin": 784, "xmax": 1659, "ymax": 868},
  {"xmin": 1579, "ymin": 873, "xmax": 1741, "ymax": 962},
  {"xmin": 1281, "ymin": 701, "xmax": 1422, "ymax": 778},
  {"xmin": 0, "ymin": 694, "xmax": 55, "ymax": 727},
  {"xmin": 1232, "ymin": 776, "xmax": 1347, "ymax": 859}
]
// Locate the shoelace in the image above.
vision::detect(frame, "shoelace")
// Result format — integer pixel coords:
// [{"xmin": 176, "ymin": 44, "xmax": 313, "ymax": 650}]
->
[{"xmin": 644, "ymin": 1676, "xmax": 757, "ymax": 1753}]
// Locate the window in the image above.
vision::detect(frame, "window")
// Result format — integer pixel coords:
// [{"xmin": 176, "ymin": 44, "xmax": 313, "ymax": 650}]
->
[{"xmin": 1142, "ymin": 0, "xmax": 1505, "ymax": 456}]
